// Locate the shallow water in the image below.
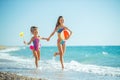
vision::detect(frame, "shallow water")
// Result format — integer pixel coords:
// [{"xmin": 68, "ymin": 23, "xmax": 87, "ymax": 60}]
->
[{"xmin": 0, "ymin": 46, "xmax": 120, "ymax": 80}]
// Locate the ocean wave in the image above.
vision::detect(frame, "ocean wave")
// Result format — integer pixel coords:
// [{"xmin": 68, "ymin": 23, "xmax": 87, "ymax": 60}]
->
[
  {"xmin": 0, "ymin": 52, "xmax": 32, "ymax": 62},
  {"xmin": 0, "ymin": 47, "xmax": 21, "ymax": 53},
  {"xmin": 34, "ymin": 58, "xmax": 120, "ymax": 77},
  {"xmin": 0, "ymin": 53, "xmax": 120, "ymax": 77},
  {"xmin": 64, "ymin": 60, "xmax": 120, "ymax": 77}
]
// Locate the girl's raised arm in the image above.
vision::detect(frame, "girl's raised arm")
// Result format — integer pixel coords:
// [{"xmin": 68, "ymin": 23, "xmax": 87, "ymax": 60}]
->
[{"xmin": 24, "ymin": 37, "xmax": 34, "ymax": 45}]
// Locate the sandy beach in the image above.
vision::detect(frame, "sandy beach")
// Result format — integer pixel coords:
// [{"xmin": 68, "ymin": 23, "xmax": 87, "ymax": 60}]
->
[
  {"xmin": 0, "ymin": 71, "xmax": 46, "ymax": 80},
  {"xmin": 0, "ymin": 45, "xmax": 7, "ymax": 50}
]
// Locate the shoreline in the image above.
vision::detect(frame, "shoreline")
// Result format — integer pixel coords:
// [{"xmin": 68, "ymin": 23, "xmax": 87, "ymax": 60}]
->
[
  {"xmin": 0, "ymin": 71, "xmax": 46, "ymax": 80},
  {"xmin": 0, "ymin": 46, "xmax": 7, "ymax": 50}
]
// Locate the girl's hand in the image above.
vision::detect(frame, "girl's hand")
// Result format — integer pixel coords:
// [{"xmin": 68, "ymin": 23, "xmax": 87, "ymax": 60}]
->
[
  {"xmin": 24, "ymin": 41, "xmax": 27, "ymax": 45},
  {"xmin": 47, "ymin": 38, "xmax": 50, "ymax": 41},
  {"xmin": 45, "ymin": 38, "xmax": 49, "ymax": 41},
  {"xmin": 66, "ymin": 36, "xmax": 70, "ymax": 40},
  {"xmin": 41, "ymin": 37, "xmax": 49, "ymax": 41}
]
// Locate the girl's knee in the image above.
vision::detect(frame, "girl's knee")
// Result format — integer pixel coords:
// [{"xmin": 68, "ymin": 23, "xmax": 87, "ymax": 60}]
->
[{"xmin": 35, "ymin": 56, "xmax": 37, "ymax": 59}]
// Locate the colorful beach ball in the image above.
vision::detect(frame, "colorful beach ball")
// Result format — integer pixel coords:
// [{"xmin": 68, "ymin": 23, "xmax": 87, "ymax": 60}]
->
[{"xmin": 60, "ymin": 29, "xmax": 70, "ymax": 40}]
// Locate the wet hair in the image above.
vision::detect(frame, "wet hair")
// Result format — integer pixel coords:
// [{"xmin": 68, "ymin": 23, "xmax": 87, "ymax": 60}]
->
[
  {"xmin": 30, "ymin": 26, "xmax": 38, "ymax": 33},
  {"xmin": 55, "ymin": 16, "xmax": 63, "ymax": 29}
]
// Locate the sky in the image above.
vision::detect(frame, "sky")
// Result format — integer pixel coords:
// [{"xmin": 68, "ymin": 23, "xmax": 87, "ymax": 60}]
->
[{"xmin": 0, "ymin": 0, "xmax": 120, "ymax": 46}]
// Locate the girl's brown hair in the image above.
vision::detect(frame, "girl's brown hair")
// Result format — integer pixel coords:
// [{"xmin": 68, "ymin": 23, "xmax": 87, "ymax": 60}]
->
[
  {"xmin": 55, "ymin": 16, "xmax": 63, "ymax": 29},
  {"xmin": 30, "ymin": 26, "xmax": 38, "ymax": 33}
]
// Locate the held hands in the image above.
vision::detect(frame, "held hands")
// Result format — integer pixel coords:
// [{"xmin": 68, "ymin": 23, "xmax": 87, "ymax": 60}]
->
[
  {"xmin": 47, "ymin": 38, "xmax": 50, "ymax": 41},
  {"xmin": 42, "ymin": 37, "xmax": 50, "ymax": 41},
  {"xmin": 42, "ymin": 38, "xmax": 50, "ymax": 41}
]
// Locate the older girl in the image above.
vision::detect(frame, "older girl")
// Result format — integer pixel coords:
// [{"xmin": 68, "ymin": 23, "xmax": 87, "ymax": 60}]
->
[{"xmin": 47, "ymin": 16, "xmax": 72, "ymax": 70}]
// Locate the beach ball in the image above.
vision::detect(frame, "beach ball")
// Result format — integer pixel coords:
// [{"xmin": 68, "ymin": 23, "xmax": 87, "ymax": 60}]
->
[
  {"xmin": 19, "ymin": 32, "xmax": 24, "ymax": 38},
  {"xmin": 60, "ymin": 29, "xmax": 70, "ymax": 40},
  {"xmin": 30, "ymin": 45, "xmax": 34, "ymax": 50}
]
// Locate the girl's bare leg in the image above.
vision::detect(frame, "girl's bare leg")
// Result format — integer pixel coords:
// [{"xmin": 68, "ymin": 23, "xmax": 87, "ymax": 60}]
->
[
  {"xmin": 62, "ymin": 43, "xmax": 66, "ymax": 56},
  {"xmin": 33, "ymin": 50, "xmax": 38, "ymax": 68},
  {"xmin": 54, "ymin": 42, "xmax": 60, "ymax": 57},
  {"xmin": 54, "ymin": 43, "xmax": 65, "ymax": 57},
  {"xmin": 37, "ymin": 50, "xmax": 40, "ymax": 60},
  {"xmin": 57, "ymin": 43, "xmax": 64, "ymax": 70}
]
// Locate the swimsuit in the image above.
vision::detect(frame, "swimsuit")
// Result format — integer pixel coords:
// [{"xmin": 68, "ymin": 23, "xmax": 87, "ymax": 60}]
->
[
  {"xmin": 60, "ymin": 40, "xmax": 65, "ymax": 45},
  {"xmin": 57, "ymin": 27, "xmax": 64, "ymax": 33},
  {"xmin": 33, "ymin": 38, "xmax": 40, "ymax": 51},
  {"xmin": 57, "ymin": 27, "xmax": 65, "ymax": 44}
]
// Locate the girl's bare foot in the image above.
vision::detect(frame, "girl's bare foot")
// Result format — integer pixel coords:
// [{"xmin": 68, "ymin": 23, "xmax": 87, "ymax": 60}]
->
[
  {"xmin": 36, "ymin": 64, "xmax": 38, "ymax": 69},
  {"xmin": 54, "ymin": 52, "xmax": 57, "ymax": 57},
  {"xmin": 62, "ymin": 66, "xmax": 64, "ymax": 70}
]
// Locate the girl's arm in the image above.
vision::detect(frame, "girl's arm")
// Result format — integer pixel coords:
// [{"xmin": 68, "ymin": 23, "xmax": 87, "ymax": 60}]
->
[
  {"xmin": 40, "ymin": 37, "xmax": 48, "ymax": 40},
  {"xmin": 38, "ymin": 36, "xmax": 47, "ymax": 40},
  {"xmin": 24, "ymin": 37, "xmax": 33, "ymax": 45},
  {"xmin": 47, "ymin": 27, "xmax": 57, "ymax": 41}
]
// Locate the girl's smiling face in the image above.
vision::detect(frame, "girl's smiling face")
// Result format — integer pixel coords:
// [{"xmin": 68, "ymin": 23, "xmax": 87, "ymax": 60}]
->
[
  {"xmin": 59, "ymin": 17, "xmax": 64, "ymax": 24},
  {"xmin": 32, "ymin": 28, "xmax": 39, "ymax": 36}
]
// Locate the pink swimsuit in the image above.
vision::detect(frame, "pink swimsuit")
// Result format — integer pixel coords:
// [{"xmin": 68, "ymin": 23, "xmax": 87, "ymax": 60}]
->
[{"xmin": 33, "ymin": 38, "xmax": 40, "ymax": 51}]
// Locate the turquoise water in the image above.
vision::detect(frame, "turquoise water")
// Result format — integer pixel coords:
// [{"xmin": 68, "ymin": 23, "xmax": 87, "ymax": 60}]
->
[
  {"xmin": 0, "ymin": 46, "xmax": 120, "ymax": 80},
  {"xmin": 9, "ymin": 46, "xmax": 120, "ymax": 67}
]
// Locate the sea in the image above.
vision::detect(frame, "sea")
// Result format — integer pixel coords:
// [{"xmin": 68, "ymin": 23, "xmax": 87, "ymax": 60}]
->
[{"xmin": 0, "ymin": 46, "xmax": 120, "ymax": 80}]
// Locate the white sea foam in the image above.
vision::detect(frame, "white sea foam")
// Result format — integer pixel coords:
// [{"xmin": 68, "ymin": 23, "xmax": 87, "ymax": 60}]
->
[
  {"xmin": 0, "ymin": 52, "xmax": 35, "ymax": 69},
  {"xmin": 0, "ymin": 52, "xmax": 32, "ymax": 62},
  {"xmin": 65, "ymin": 60, "xmax": 120, "ymax": 77},
  {"xmin": 0, "ymin": 52, "xmax": 120, "ymax": 77},
  {"xmin": 0, "ymin": 47, "xmax": 21, "ymax": 53},
  {"xmin": 35, "ymin": 58, "xmax": 120, "ymax": 77},
  {"xmin": 102, "ymin": 51, "xmax": 108, "ymax": 55},
  {"xmin": 22, "ymin": 47, "xmax": 26, "ymax": 49}
]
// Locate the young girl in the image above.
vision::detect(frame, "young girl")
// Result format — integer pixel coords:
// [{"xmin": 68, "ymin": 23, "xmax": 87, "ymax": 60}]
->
[
  {"xmin": 47, "ymin": 16, "xmax": 72, "ymax": 70},
  {"xmin": 24, "ymin": 26, "xmax": 47, "ymax": 69}
]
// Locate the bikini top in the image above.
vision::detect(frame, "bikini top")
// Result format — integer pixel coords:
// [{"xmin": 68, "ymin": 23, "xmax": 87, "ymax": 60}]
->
[{"xmin": 57, "ymin": 27, "xmax": 64, "ymax": 33}]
